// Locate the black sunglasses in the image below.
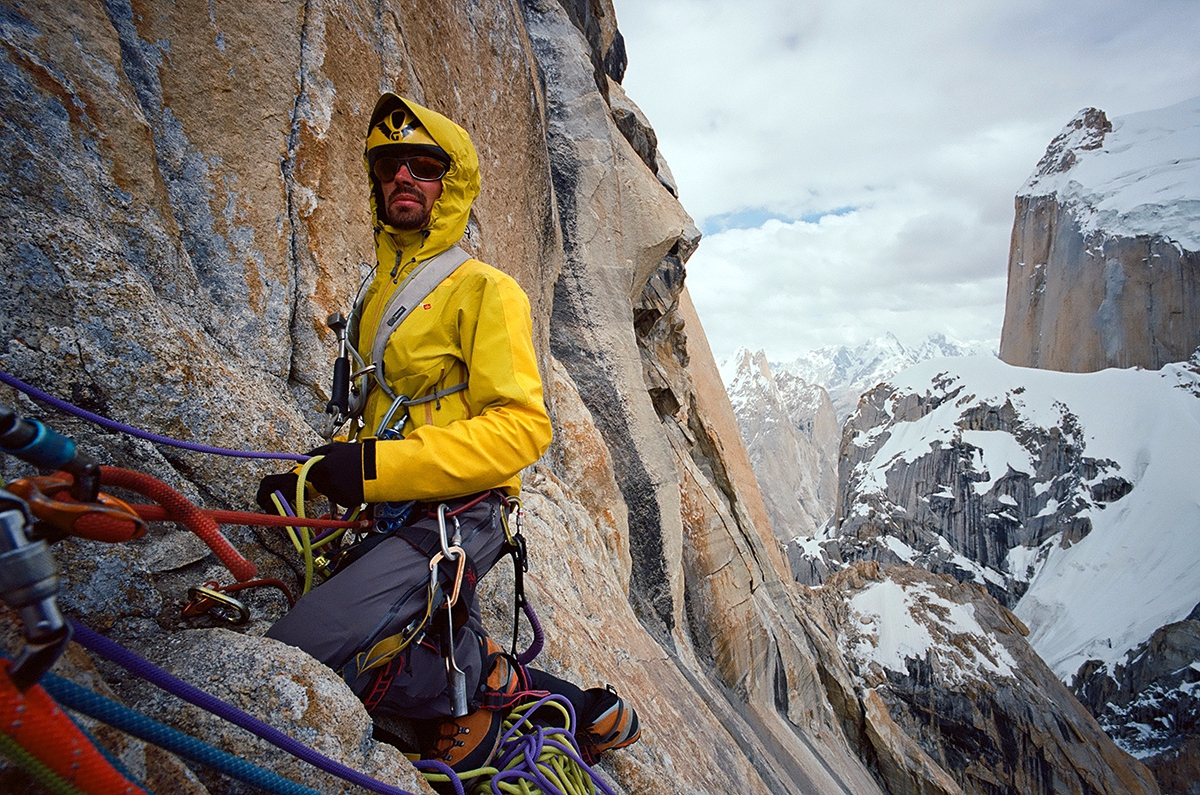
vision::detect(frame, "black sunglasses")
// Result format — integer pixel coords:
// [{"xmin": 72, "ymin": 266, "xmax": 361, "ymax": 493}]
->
[{"xmin": 372, "ymin": 155, "xmax": 448, "ymax": 183}]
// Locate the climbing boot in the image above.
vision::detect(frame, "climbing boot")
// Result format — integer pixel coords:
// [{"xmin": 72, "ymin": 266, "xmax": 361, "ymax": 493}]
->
[
  {"xmin": 578, "ymin": 685, "xmax": 640, "ymax": 764},
  {"xmin": 422, "ymin": 639, "xmax": 519, "ymax": 771},
  {"xmin": 423, "ymin": 706, "xmax": 504, "ymax": 772},
  {"xmin": 479, "ymin": 637, "xmax": 538, "ymax": 711}
]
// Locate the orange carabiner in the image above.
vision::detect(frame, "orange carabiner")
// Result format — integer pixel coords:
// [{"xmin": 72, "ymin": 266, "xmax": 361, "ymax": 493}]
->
[{"xmin": 6, "ymin": 473, "xmax": 147, "ymax": 542}]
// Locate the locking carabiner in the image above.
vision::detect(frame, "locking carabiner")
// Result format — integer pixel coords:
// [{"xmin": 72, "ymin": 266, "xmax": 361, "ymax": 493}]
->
[{"xmin": 6, "ymin": 472, "xmax": 147, "ymax": 542}]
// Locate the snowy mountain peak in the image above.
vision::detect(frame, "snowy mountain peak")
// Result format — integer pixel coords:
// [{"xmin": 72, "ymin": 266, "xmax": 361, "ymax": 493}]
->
[
  {"xmin": 772, "ymin": 332, "xmax": 997, "ymax": 421},
  {"xmin": 1020, "ymin": 95, "xmax": 1200, "ymax": 250},
  {"xmin": 1027, "ymin": 107, "xmax": 1112, "ymax": 184}
]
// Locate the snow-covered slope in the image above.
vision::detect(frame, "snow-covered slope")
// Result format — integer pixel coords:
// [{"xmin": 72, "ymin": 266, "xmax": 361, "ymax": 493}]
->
[
  {"xmin": 833, "ymin": 354, "xmax": 1200, "ymax": 682},
  {"xmin": 1022, "ymin": 95, "xmax": 1200, "ymax": 250},
  {"xmin": 777, "ymin": 333, "xmax": 996, "ymax": 421}
]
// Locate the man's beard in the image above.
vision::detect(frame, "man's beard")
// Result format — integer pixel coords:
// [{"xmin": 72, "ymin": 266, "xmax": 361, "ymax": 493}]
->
[{"xmin": 386, "ymin": 191, "xmax": 432, "ymax": 230}]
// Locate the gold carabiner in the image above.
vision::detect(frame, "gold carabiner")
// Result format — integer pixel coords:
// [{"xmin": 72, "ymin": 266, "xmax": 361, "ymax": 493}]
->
[{"xmin": 183, "ymin": 583, "xmax": 250, "ymax": 625}]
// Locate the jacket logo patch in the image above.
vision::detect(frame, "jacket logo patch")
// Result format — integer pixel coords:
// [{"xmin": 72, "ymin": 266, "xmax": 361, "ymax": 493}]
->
[{"xmin": 423, "ymin": 303, "xmax": 432, "ymax": 310}]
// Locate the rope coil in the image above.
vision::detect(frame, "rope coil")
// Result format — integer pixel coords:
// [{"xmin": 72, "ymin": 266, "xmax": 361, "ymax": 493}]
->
[{"xmin": 425, "ymin": 695, "xmax": 619, "ymax": 795}]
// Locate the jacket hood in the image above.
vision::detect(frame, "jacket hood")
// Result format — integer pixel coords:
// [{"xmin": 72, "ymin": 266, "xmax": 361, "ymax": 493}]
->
[{"xmin": 366, "ymin": 94, "xmax": 481, "ymax": 275}]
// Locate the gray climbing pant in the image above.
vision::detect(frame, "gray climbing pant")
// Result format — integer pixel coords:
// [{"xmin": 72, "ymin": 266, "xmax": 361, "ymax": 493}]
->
[{"xmin": 265, "ymin": 491, "xmax": 510, "ymax": 721}]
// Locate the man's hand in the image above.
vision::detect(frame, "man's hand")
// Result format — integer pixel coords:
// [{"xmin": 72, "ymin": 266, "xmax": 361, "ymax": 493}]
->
[
  {"xmin": 257, "ymin": 472, "xmax": 301, "ymax": 513},
  {"xmin": 305, "ymin": 442, "xmax": 366, "ymax": 508}
]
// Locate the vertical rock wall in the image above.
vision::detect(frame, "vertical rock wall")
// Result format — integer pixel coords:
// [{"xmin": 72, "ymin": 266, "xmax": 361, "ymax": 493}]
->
[
  {"xmin": 0, "ymin": 1, "xmax": 887, "ymax": 793},
  {"xmin": 1000, "ymin": 194, "xmax": 1200, "ymax": 372},
  {"xmin": 999, "ymin": 104, "xmax": 1200, "ymax": 373}
]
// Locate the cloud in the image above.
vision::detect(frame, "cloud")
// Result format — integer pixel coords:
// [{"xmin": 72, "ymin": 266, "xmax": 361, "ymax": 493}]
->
[
  {"xmin": 618, "ymin": 0, "xmax": 1200, "ymax": 359},
  {"xmin": 684, "ymin": 204, "xmax": 1008, "ymax": 358}
]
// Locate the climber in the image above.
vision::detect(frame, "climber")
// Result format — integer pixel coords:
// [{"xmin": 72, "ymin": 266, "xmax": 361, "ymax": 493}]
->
[{"xmin": 256, "ymin": 94, "xmax": 639, "ymax": 773}]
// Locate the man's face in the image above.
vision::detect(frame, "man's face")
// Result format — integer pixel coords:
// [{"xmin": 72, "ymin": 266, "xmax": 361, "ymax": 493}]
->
[{"xmin": 381, "ymin": 163, "xmax": 443, "ymax": 230}]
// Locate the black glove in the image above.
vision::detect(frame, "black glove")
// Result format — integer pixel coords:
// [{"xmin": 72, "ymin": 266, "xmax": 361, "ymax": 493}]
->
[
  {"xmin": 257, "ymin": 472, "xmax": 301, "ymax": 513},
  {"xmin": 304, "ymin": 442, "xmax": 365, "ymax": 508}
]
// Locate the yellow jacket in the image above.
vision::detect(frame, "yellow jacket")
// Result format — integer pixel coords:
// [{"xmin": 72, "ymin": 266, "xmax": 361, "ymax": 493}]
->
[{"xmin": 351, "ymin": 95, "xmax": 552, "ymax": 502}]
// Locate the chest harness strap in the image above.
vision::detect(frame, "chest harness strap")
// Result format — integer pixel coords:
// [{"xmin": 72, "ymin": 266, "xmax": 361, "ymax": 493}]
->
[
  {"xmin": 366, "ymin": 245, "xmax": 472, "ymax": 403},
  {"xmin": 326, "ymin": 246, "xmax": 473, "ymax": 439}
]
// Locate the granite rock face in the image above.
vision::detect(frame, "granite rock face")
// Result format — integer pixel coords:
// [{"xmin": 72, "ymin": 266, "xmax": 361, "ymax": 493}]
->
[
  {"xmin": 721, "ymin": 348, "xmax": 839, "ymax": 546},
  {"xmin": 0, "ymin": 1, "xmax": 887, "ymax": 793},
  {"xmin": 999, "ymin": 100, "xmax": 1200, "ymax": 372}
]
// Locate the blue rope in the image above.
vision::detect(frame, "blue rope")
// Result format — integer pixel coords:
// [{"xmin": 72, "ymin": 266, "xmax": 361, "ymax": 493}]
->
[
  {"xmin": 70, "ymin": 620, "xmax": 421, "ymax": 795},
  {"xmin": 67, "ymin": 707, "xmax": 156, "ymax": 794},
  {"xmin": 40, "ymin": 671, "xmax": 322, "ymax": 795}
]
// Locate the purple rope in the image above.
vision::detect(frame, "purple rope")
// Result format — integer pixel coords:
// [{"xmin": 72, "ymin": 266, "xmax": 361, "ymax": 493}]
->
[
  {"xmin": 69, "ymin": 619, "xmax": 420, "ymax": 795},
  {"xmin": 488, "ymin": 694, "xmax": 618, "ymax": 795},
  {"xmin": 0, "ymin": 369, "xmax": 308, "ymax": 462},
  {"xmin": 413, "ymin": 759, "xmax": 466, "ymax": 795},
  {"xmin": 515, "ymin": 600, "xmax": 545, "ymax": 666}
]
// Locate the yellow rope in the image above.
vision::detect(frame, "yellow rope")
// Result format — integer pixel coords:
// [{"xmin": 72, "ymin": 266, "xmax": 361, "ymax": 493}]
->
[
  {"xmin": 270, "ymin": 493, "xmax": 305, "ymax": 555},
  {"xmin": 293, "ymin": 456, "xmax": 326, "ymax": 594},
  {"xmin": 421, "ymin": 699, "xmax": 597, "ymax": 795}
]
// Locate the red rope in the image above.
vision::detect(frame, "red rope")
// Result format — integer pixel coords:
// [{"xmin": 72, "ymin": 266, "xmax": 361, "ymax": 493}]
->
[
  {"xmin": 0, "ymin": 662, "xmax": 149, "ymax": 794},
  {"xmin": 99, "ymin": 467, "xmax": 258, "ymax": 582}
]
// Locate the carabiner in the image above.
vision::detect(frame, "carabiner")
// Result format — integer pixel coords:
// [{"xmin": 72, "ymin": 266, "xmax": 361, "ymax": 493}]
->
[
  {"xmin": 183, "ymin": 582, "xmax": 250, "ymax": 625},
  {"xmin": 6, "ymin": 473, "xmax": 147, "ymax": 542},
  {"xmin": 436, "ymin": 503, "xmax": 463, "ymax": 560},
  {"xmin": 375, "ymin": 393, "xmax": 411, "ymax": 439}
]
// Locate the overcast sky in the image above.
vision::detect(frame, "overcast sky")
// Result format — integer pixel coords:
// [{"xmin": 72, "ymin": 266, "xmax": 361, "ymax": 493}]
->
[{"xmin": 616, "ymin": 0, "xmax": 1200, "ymax": 362}]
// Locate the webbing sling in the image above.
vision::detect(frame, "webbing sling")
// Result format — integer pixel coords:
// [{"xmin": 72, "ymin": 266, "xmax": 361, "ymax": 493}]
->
[{"xmin": 367, "ymin": 245, "xmax": 472, "ymax": 401}]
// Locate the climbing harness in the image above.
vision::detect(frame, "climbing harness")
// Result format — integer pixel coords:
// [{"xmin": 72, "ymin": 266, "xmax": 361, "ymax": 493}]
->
[
  {"xmin": 0, "ymin": 374, "xmax": 620, "ymax": 795},
  {"xmin": 345, "ymin": 491, "xmax": 541, "ymax": 694}
]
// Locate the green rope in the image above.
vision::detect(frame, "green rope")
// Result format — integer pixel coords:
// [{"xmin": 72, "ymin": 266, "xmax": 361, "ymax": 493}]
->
[
  {"xmin": 293, "ymin": 455, "xmax": 329, "ymax": 594},
  {"xmin": 0, "ymin": 732, "xmax": 89, "ymax": 795}
]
